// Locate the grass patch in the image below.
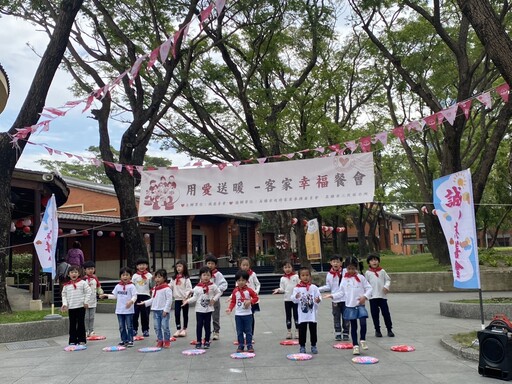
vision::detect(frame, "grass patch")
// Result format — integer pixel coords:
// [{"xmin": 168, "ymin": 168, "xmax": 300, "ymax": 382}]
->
[
  {"xmin": 453, "ymin": 331, "xmax": 478, "ymax": 349},
  {"xmin": 379, "ymin": 253, "xmax": 451, "ymax": 273},
  {"xmin": 0, "ymin": 309, "xmax": 68, "ymax": 324}
]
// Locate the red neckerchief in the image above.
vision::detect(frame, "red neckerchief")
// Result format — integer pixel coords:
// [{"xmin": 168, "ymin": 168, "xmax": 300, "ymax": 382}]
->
[
  {"xmin": 247, "ymin": 269, "xmax": 254, "ymax": 276},
  {"xmin": 119, "ymin": 281, "xmax": 133, "ymax": 291},
  {"xmin": 329, "ymin": 268, "xmax": 341, "ymax": 279},
  {"xmin": 198, "ymin": 281, "xmax": 212, "ymax": 294},
  {"xmin": 175, "ymin": 274, "xmax": 182, "ymax": 286},
  {"xmin": 136, "ymin": 270, "xmax": 149, "ymax": 280},
  {"xmin": 86, "ymin": 274, "xmax": 101, "ymax": 287},
  {"xmin": 283, "ymin": 272, "xmax": 295, "ymax": 279},
  {"xmin": 234, "ymin": 285, "xmax": 248, "ymax": 295},
  {"xmin": 152, "ymin": 283, "xmax": 169, "ymax": 298},
  {"xmin": 64, "ymin": 278, "xmax": 81, "ymax": 289},
  {"xmin": 368, "ymin": 267, "xmax": 382, "ymax": 277},
  {"xmin": 210, "ymin": 268, "xmax": 218, "ymax": 279},
  {"xmin": 344, "ymin": 273, "xmax": 361, "ymax": 282},
  {"xmin": 296, "ymin": 281, "xmax": 311, "ymax": 291}
]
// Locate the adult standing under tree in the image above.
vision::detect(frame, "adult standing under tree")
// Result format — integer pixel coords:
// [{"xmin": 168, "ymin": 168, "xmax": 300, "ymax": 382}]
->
[{"xmin": 66, "ymin": 241, "xmax": 84, "ymax": 267}]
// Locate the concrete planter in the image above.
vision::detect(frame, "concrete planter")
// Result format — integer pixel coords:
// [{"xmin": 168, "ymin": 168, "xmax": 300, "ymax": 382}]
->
[
  {"xmin": 0, "ymin": 317, "xmax": 69, "ymax": 343},
  {"xmin": 440, "ymin": 300, "xmax": 512, "ymax": 320},
  {"xmin": 96, "ymin": 302, "xmax": 116, "ymax": 313}
]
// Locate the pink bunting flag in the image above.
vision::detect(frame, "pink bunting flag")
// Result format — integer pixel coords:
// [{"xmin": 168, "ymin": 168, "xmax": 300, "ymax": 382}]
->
[
  {"xmin": 159, "ymin": 37, "xmax": 173, "ymax": 62},
  {"xmin": 104, "ymin": 161, "xmax": 114, "ymax": 169},
  {"xmin": 172, "ymin": 23, "xmax": 190, "ymax": 58},
  {"xmin": 200, "ymin": 3, "xmax": 215, "ymax": 29},
  {"xmin": 216, "ymin": 0, "xmax": 226, "ymax": 15},
  {"xmin": 476, "ymin": 91, "xmax": 492, "ymax": 109},
  {"xmin": 285, "ymin": 153, "xmax": 295, "ymax": 159},
  {"xmin": 373, "ymin": 131, "xmax": 388, "ymax": 146},
  {"xmin": 257, "ymin": 157, "xmax": 267, "ymax": 164},
  {"xmin": 112, "ymin": 70, "xmax": 128, "ymax": 87},
  {"xmin": 82, "ymin": 94, "xmax": 95, "ymax": 113},
  {"xmin": 45, "ymin": 147, "xmax": 54, "ymax": 156},
  {"xmin": 54, "ymin": 149, "xmax": 62, "ymax": 156},
  {"xmin": 114, "ymin": 163, "xmax": 123, "ymax": 172},
  {"xmin": 392, "ymin": 126, "xmax": 406, "ymax": 142},
  {"xmin": 314, "ymin": 147, "xmax": 325, "ymax": 153},
  {"xmin": 359, "ymin": 136, "xmax": 372, "ymax": 152},
  {"xmin": 43, "ymin": 107, "xmax": 67, "ymax": 117},
  {"xmin": 74, "ymin": 155, "xmax": 84, "ymax": 162},
  {"xmin": 129, "ymin": 55, "xmax": 147, "ymax": 86},
  {"xmin": 217, "ymin": 163, "xmax": 227, "ymax": 170},
  {"xmin": 135, "ymin": 165, "xmax": 144, "ymax": 174},
  {"xmin": 423, "ymin": 114, "xmax": 438, "ymax": 131},
  {"xmin": 148, "ymin": 47, "xmax": 159, "ymax": 69},
  {"xmin": 64, "ymin": 152, "xmax": 73, "ymax": 158},
  {"xmin": 344, "ymin": 140, "xmax": 358, "ymax": 152},
  {"xmin": 406, "ymin": 120, "xmax": 424, "ymax": 132},
  {"xmin": 125, "ymin": 165, "xmax": 134, "ymax": 176},
  {"xmin": 458, "ymin": 100, "xmax": 472, "ymax": 119},
  {"xmin": 328, "ymin": 144, "xmax": 340, "ymax": 151},
  {"xmin": 63, "ymin": 100, "xmax": 83, "ymax": 107},
  {"xmin": 40, "ymin": 121, "xmax": 50, "ymax": 132},
  {"xmin": 441, "ymin": 104, "xmax": 458, "ymax": 126},
  {"xmin": 193, "ymin": 161, "xmax": 203, "ymax": 167},
  {"xmin": 496, "ymin": 83, "xmax": 510, "ymax": 103},
  {"xmin": 231, "ymin": 161, "xmax": 241, "ymax": 167}
]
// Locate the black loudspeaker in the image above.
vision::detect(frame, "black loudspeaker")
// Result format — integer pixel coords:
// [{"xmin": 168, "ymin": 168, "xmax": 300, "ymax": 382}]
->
[{"xmin": 478, "ymin": 314, "xmax": 512, "ymax": 381}]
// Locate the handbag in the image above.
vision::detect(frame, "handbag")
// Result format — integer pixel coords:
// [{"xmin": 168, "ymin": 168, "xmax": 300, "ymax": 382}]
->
[{"xmin": 344, "ymin": 305, "xmax": 368, "ymax": 320}]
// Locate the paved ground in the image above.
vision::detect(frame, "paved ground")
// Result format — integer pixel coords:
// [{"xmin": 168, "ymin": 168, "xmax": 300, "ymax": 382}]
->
[{"xmin": 2, "ymin": 287, "xmax": 512, "ymax": 384}]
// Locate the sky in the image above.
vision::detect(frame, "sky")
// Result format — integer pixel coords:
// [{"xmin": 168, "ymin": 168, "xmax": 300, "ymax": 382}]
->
[{"xmin": 0, "ymin": 14, "xmax": 193, "ymax": 174}]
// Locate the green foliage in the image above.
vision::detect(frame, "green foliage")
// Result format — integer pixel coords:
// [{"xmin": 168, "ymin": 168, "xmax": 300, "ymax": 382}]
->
[
  {"xmin": 0, "ymin": 310, "xmax": 68, "ymax": 323},
  {"xmin": 379, "ymin": 253, "xmax": 449, "ymax": 273}
]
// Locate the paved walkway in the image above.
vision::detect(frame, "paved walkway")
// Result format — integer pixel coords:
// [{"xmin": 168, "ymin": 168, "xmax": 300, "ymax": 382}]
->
[{"xmin": 2, "ymin": 288, "xmax": 512, "ymax": 384}]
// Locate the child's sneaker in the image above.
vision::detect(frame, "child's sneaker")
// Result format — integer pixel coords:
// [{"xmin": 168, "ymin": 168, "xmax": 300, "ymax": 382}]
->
[
  {"xmin": 126, "ymin": 342, "xmax": 134, "ymax": 348},
  {"xmin": 163, "ymin": 340, "xmax": 171, "ymax": 349},
  {"xmin": 299, "ymin": 346, "xmax": 306, "ymax": 353},
  {"xmin": 311, "ymin": 346, "xmax": 318, "ymax": 354},
  {"xmin": 156, "ymin": 340, "xmax": 163, "ymax": 348},
  {"xmin": 132, "ymin": 330, "xmax": 138, "ymax": 337},
  {"xmin": 335, "ymin": 334, "xmax": 342, "ymax": 341},
  {"xmin": 203, "ymin": 341, "xmax": 211, "ymax": 349},
  {"xmin": 360, "ymin": 340, "xmax": 368, "ymax": 350},
  {"xmin": 143, "ymin": 330, "xmax": 150, "ymax": 337},
  {"xmin": 212, "ymin": 332, "xmax": 219, "ymax": 340},
  {"xmin": 375, "ymin": 330, "xmax": 383, "ymax": 337},
  {"xmin": 342, "ymin": 334, "xmax": 350, "ymax": 341},
  {"xmin": 118, "ymin": 342, "xmax": 125, "ymax": 346},
  {"xmin": 179, "ymin": 329, "xmax": 187, "ymax": 337},
  {"xmin": 236, "ymin": 346, "xmax": 244, "ymax": 352},
  {"xmin": 352, "ymin": 345, "xmax": 360, "ymax": 355},
  {"xmin": 195, "ymin": 342, "xmax": 202, "ymax": 349},
  {"xmin": 286, "ymin": 331, "xmax": 292, "ymax": 339},
  {"xmin": 173, "ymin": 330, "xmax": 181, "ymax": 338},
  {"xmin": 247, "ymin": 345, "xmax": 254, "ymax": 353},
  {"xmin": 388, "ymin": 330, "xmax": 395, "ymax": 337},
  {"xmin": 294, "ymin": 330, "xmax": 299, "ymax": 339}
]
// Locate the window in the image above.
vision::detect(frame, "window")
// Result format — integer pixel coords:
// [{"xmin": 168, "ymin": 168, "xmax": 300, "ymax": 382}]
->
[{"xmin": 393, "ymin": 234, "xmax": 399, "ymax": 245}]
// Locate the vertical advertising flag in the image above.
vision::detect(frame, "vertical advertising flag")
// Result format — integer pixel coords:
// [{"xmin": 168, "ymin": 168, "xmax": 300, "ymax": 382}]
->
[
  {"xmin": 433, "ymin": 170, "xmax": 480, "ymax": 289},
  {"xmin": 34, "ymin": 194, "xmax": 59, "ymax": 279},
  {"xmin": 305, "ymin": 219, "xmax": 322, "ymax": 261}
]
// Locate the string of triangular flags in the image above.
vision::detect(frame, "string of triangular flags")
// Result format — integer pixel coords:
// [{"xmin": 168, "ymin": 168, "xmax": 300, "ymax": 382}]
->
[
  {"xmin": 17, "ymin": 82, "xmax": 510, "ymax": 175},
  {"xmin": 9, "ymin": 0, "xmax": 226, "ymax": 147}
]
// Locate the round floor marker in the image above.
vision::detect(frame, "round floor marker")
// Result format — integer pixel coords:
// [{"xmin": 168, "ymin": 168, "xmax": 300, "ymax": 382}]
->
[
  {"xmin": 286, "ymin": 353, "xmax": 312, "ymax": 361},
  {"xmin": 391, "ymin": 345, "xmax": 415, "ymax": 352},
  {"xmin": 352, "ymin": 356, "xmax": 379, "ymax": 364}
]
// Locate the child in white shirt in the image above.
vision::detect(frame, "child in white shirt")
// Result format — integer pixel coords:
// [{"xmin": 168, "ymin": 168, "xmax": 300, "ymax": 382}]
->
[
  {"xmin": 170, "ymin": 260, "xmax": 192, "ymax": 337},
  {"xmin": 324, "ymin": 256, "xmax": 372, "ymax": 355},
  {"xmin": 83, "ymin": 261, "xmax": 103, "ymax": 337},
  {"xmin": 238, "ymin": 257, "xmax": 260, "ymax": 337},
  {"xmin": 291, "ymin": 267, "xmax": 322, "ymax": 354},
  {"xmin": 132, "ymin": 258, "xmax": 153, "ymax": 337},
  {"xmin": 139, "ymin": 269, "xmax": 173, "ymax": 348},
  {"xmin": 183, "ymin": 266, "xmax": 222, "ymax": 349},
  {"xmin": 272, "ymin": 260, "xmax": 300, "ymax": 339}
]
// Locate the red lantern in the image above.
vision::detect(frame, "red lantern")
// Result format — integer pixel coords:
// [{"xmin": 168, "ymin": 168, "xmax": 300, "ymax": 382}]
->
[
  {"xmin": 23, "ymin": 226, "xmax": 31, "ymax": 234},
  {"xmin": 109, "ymin": 231, "xmax": 116, "ymax": 238},
  {"xmin": 340, "ymin": 226, "xmax": 346, "ymax": 232},
  {"xmin": 321, "ymin": 225, "xmax": 327, "ymax": 232},
  {"xmin": 58, "ymin": 228, "xmax": 64, "ymax": 235},
  {"xmin": 15, "ymin": 219, "xmax": 24, "ymax": 228},
  {"xmin": 70, "ymin": 229, "xmax": 77, "ymax": 234},
  {"xmin": 82, "ymin": 230, "xmax": 89, "ymax": 236},
  {"xmin": 41, "ymin": 196, "xmax": 50, "ymax": 207},
  {"xmin": 291, "ymin": 218, "xmax": 298, "ymax": 225},
  {"xmin": 336, "ymin": 227, "xmax": 342, "ymax": 233},
  {"xmin": 302, "ymin": 219, "xmax": 308, "ymax": 226},
  {"xmin": 328, "ymin": 226, "xmax": 333, "ymax": 232},
  {"xmin": 22, "ymin": 218, "xmax": 32, "ymax": 227}
]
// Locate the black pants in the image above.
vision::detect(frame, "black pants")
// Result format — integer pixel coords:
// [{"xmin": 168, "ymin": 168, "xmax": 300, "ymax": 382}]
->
[
  {"xmin": 133, "ymin": 294, "xmax": 151, "ymax": 332},
  {"xmin": 298, "ymin": 321, "xmax": 317, "ymax": 347},
  {"xmin": 68, "ymin": 307, "xmax": 86, "ymax": 345},
  {"xmin": 196, "ymin": 311, "xmax": 212, "ymax": 343},
  {"xmin": 284, "ymin": 301, "xmax": 299, "ymax": 330},
  {"xmin": 369, "ymin": 298, "xmax": 393, "ymax": 331},
  {"xmin": 174, "ymin": 300, "xmax": 189, "ymax": 330}
]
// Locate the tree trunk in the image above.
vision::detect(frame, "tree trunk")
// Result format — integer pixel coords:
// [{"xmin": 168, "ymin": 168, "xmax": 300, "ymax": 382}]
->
[
  {"xmin": 0, "ymin": 0, "xmax": 84, "ymax": 313},
  {"xmin": 423, "ymin": 214, "xmax": 450, "ymax": 265}
]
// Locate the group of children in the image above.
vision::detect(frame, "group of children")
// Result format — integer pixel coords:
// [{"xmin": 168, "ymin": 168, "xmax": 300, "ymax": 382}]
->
[
  {"xmin": 272, "ymin": 253, "xmax": 394, "ymax": 356},
  {"xmin": 61, "ymin": 251, "xmax": 393, "ymax": 357}
]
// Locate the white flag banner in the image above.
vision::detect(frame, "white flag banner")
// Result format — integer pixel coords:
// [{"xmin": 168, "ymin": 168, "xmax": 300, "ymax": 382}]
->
[
  {"xmin": 139, "ymin": 153, "xmax": 375, "ymax": 216},
  {"xmin": 33, "ymin": 194, "xmax": 59, "ymax": 278},
  {"xmin": 433, "ymin": 169, "xmax": 480, "ymax": 289}
]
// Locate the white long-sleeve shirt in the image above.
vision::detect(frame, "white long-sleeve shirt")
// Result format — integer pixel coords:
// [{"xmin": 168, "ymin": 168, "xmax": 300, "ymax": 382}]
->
[
  {"xmin": 84, "ymin": 275, "xmax": 101, "ymax": 308},
  {"xmin": 105, "ymin": 282, "xmax": 138, "ymax": 314},
  {"xmin": 61, "ymin": 279, "xmax": 92, "ymax": 309},
  {"xmin": 365, "ymin": 268, "xmax": 391, "ymax": 299},
  {"xmin": 187, "ymin": 282, "xmax": 222, "ymax": 313},
  {"xmin": 291, "ymin": 283, "xmax": 321, "ymax": 323},
  {"xmin": 170, "ymin": 276, "xmax": 192, "ymax": 300},
  {"xmin": 143, "ymin": 284, "xmax": 173, "ymax": 312},
  {"xmin": 331, "ymin": 273, "xmax": 372, "ymax": 307},
  {"xmin": 132, "ymin": 271, "xmax": 153, "ymax": 296},
  {"xmin": 275, "ymin": 273, "xmax": 300, "ymax": 301},
  {"xmin": 227, "ymin": 286, "xmax": 259, "ymax": 316},
  {"xmin": 318, "ymin": 268, "xmax": 344, "ymax": 303},
  {"xmin": 210, "ymin": 269, "xmax": 228, "ymax": 293}
]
